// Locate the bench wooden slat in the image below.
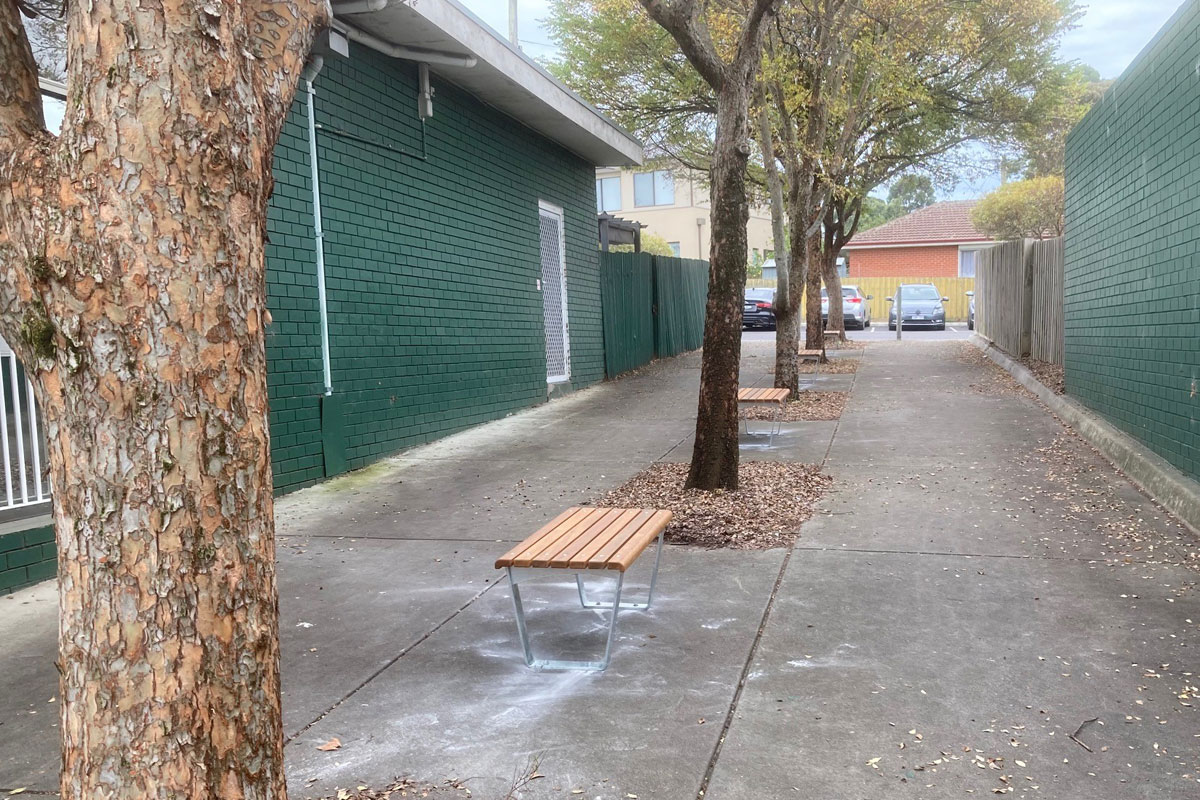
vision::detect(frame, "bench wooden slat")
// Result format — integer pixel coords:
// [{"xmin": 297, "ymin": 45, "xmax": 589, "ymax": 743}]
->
[
  {"xmin": 568, "ymin": 508, "xmax": 656, "ymax": 569},
  {"xmin": 528, "ymin": 507, "xmax": 623, "ymax": 568},
  {"xmin": 798, "ymin": 349, "xmax": 823, "ymax": 357},
  {"xmin": 738, "ymin": 387, "xmax": 790, "ymax": 403},
  {"xmin": 538, "ymin": 507, "xmax": 628, "ymax": 568},
  {"xmin": 505, "ymin": 507, "xmax": 604, "ymax": 568},
  {"xmin": 494, "ymin": 507, "xmax": 591, "ymax": 568},
  {"xmin": 586, "ymin": 509, "xmax": 672, "ymax": 571},
  {"xmin": 551, "ymin": 507, "xmax": 642, "ymax": 568},
  {"xmin": 497, "ymin": 506, "xmax": 673, "ymax": 573},
  {"xmin": 606, "ymin": 510, "xmax": 673, "ymax": 572}
]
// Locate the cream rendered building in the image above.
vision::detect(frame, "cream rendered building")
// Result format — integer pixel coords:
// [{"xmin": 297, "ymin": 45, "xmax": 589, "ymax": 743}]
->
[{"xmin": 595, "ymin": 167, "xmax": 775, "ymax": 261}]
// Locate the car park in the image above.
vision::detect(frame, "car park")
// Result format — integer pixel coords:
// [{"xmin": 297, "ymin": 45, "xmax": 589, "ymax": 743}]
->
[
  {"xmin": 887, "ymin": 283, "xmax": 948, "ymax": 331},
  {"xmin": 743, "ymin": 288, "xmax": 777, "ymax": 330},
  {"xmin": 821, "ymin": 285, "xmax": 872, "ymax": 330}
]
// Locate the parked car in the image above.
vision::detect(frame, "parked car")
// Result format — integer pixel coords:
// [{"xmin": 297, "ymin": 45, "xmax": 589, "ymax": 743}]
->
[
  {"xmin": 966, "ymin": 290, "xmax": 975, "ymax": 330},
  {"xmin": 887, "ymin": 283, "xmax": 948, "ymax": 331},
  {"xmin": 821, "ymin": 285, "xmax": 872, "ymax": 330},
  {"xmin": 743, "ymin": 288, "xmax": 777, "ymax": 330}
]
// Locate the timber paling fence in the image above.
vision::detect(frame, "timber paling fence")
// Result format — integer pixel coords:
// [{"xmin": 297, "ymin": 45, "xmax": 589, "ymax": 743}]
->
[
  {"xmin": 600, "ymin": 252, "xmax": 708, "ymax": 379},
  {"xmin": 746, "ymin": 276, "xmax": 976, "ymax": 321},
  {"xmin": 976, "ymin": 236, "xmax": 1064, "ymax": 364}
]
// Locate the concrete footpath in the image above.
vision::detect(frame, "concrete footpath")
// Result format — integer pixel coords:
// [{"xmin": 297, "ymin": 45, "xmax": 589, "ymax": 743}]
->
[{"xmin": 1, "ymin": 341, "xmax": 1197, "ymax": 799}]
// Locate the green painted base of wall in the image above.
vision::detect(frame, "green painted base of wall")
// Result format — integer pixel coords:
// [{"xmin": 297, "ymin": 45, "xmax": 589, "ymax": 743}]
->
[{"xmin": 0, "ymin": 524, "xmax": 55, "ymax": 594}]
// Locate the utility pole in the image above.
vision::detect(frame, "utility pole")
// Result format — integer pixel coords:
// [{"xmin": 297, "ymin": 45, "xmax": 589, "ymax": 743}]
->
[{"xmin": 509, "ymin": 0, "xmax": 519, "ymax": 49}]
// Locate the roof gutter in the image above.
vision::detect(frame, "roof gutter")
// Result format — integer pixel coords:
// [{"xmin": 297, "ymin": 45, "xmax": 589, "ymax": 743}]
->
[{"xmin": 332, "ymin": 2, "xmax": 479, "ymax": 69}]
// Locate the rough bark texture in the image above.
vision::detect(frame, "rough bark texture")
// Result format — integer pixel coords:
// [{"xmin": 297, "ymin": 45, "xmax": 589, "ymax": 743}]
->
[
  {"xmin": 641, "ymin": 0, "xmax": 777, "ymax": 491},
  {"xmin": 754, "ymin": 99, "xmax": 797, "ymax": 396},
  {"xmin": 0, "ymin": 0, "xmax": 329, "ymax": 797},
  {"xmin": 821, "ymin": 250, "xmax": 844, "ymax": 338},
  {"xmin": 804, "ymin": 231, "xmax": 824, "ymax": 352}
]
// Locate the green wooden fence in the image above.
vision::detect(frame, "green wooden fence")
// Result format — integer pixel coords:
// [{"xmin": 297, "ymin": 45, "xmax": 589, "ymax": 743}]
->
[
  {"xmin": 599, "ymin": 252, "xmax": 708, "ymax": 378},
  {"xmin": 599, "ymin": 252, "xmax": 655, "ymax": 377}
]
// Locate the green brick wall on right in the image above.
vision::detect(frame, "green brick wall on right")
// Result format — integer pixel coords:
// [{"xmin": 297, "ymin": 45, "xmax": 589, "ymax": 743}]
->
[{"xmin": 1064, "ymin": 0, "xmax": 1200, "ymax": 479}]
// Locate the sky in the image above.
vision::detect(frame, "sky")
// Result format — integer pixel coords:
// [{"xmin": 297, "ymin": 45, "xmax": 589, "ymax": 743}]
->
[
  {"xmin": 460, "ymin": 0, "xmax": 1186, "ymax": 80},
  {"xmin": 459, "ymin": 0, "xmax": 1187, "ymax": 198}
]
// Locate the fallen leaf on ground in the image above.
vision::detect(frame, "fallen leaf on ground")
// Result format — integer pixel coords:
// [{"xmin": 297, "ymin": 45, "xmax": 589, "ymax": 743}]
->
[{"xmin": 317, "ymin": 737, "xmax": 342, "ymax": 751}]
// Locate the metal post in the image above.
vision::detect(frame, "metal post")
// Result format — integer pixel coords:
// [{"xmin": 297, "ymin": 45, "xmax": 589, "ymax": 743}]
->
[{"xmin": 895, "ymin": 289, "xmax": 902, "ymax": 341}]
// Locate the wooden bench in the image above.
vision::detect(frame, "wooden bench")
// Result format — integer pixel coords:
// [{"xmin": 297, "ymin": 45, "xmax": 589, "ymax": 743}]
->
[
  {"xmin": 799, "ymin": 347, "xmax": 825, "ymax": 374},
  {"xmin": 738, "ymin": 387, "xmax": 790, "ymax": 445},
  {"xmin": 823, "ymin": 328, "xmax": 842, "ymax": 340},
  {"xmin": 495, "ymin": 506, "xmax": 672, "ymax": 671}
]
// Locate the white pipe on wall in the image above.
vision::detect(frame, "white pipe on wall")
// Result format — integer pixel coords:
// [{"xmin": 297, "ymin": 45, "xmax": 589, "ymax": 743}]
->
[{"xmin": 302, "ymin": 56, "xmax": 334, "ymax": 397}]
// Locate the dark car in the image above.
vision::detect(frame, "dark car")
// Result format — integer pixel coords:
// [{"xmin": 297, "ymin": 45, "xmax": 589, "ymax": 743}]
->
[
  {"xmin": 743, "ymin": 288, "xmax": 776, "ymax": 330},
  {"xmin": 966, "ymin": 290, "xmax": 976, "ymax": 330},
  {"xmin": 887, "ymin": 283, "xmax": 948, "ymax": 331}
]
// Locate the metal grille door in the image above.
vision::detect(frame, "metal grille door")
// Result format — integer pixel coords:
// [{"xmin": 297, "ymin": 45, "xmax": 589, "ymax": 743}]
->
[
  {"xmin": 0, "ymin": 334, "xmax": 49, "ymax": 512},
  {"xmin": 539, "ymin": 202, "xmax": 570, "ymax": 383}
]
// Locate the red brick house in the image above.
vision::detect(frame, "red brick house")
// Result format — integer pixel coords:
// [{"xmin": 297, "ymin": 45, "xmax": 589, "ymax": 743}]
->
[{"xmin": 843, "ymin": 200, "xmax": 993, "ymax": 278}]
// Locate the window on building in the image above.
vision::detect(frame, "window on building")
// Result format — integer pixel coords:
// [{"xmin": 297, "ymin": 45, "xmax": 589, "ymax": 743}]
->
[
  {"xmin": 595, "ymin": 176, "xmax": 621, "ymax": 213},
  {"xmin": 634, "ymin": 170, "xmax": 675, "ymax": 206},
  {"xmin": 958, "ymin": 248, "xmax": 978, "ymax": 278},
  {"xmin": 668, "ymin": 241, "xmax": 681, "ymax": 257}
]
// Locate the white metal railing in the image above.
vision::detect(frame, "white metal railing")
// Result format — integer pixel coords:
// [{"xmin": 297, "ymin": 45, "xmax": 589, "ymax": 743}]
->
[{"xmin": 0, "ymin": 335, "xmax": 49, "ymax": 511}]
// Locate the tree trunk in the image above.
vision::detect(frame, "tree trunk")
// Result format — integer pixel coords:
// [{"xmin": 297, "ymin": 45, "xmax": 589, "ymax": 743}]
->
[
  {"xmin": 687, "ymin": 78, "xmax": 755, "ymax": 490},
  {"xmin": 0, "ymin": 1, "xmax": 329, "ymax": 797},
  {"xmin": 754, "ymin": 102, "xmax": 797, "ymax": 396},
  {"xmin": 822, "ymin": 252, "xmax": 847, "ymax": 341},
  {"xmin": 804, "ymin": 232, "xmax": 824, "ymax": 353}
]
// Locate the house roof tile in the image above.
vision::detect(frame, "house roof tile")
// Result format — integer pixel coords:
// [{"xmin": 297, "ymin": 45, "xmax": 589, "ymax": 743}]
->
[{"xmin": 845, "ymin": 200, "xmax": 991, "ymax": 247}]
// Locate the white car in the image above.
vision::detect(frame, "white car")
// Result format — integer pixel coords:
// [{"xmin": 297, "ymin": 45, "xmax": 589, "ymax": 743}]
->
[{"xmin": 820, "ymin": 285, "xmax": 872, "ymax": 330}]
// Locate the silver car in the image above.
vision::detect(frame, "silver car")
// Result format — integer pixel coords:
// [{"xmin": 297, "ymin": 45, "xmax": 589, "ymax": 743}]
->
[{"xmin": 820, "ymin": 285, "xmax": 872, "ymax": 330}]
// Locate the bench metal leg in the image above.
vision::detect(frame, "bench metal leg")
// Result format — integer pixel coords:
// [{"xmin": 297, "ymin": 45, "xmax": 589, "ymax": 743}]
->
[
  {"xmin": 507, "ymin": 566, "xmax": 625, "ymax": 671},
  {"xmin": 576, "ymin": 529, "xmax": 664, "ymax": 611},
  {"xmin": 739, "ymin": 404, "xmax": 784, "ymax": 448}
]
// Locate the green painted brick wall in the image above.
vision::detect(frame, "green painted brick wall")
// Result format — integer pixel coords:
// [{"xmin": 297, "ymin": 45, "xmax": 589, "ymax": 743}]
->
[
  {"xmin": 1063, "ymin": 0, "xmax": 1200, "ymax": 480},
  {"xmin": 0, "ymin": 524, "xmax": 55, "ymax": 595},
  {"xmin": 265, "ymin": 46, "xmax": 605, "ymax": 493}
]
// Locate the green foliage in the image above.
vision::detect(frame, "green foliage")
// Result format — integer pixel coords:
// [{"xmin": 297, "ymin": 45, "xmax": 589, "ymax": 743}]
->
[
  {"xmin": 1009, "ymin": 62, "xmax": 1110, "ymax": 177},
  {"xmin": 609, "ymin": 230, "xmax": 677, "ymax": 257},
  {"xmin": 857, "ymin": 175, "xmax": 936, "ymax": 232},
  {"xmin": 887, "ymin": 176, "xmax": 935, "ymax": 214},
  {"xmin": 545, "ymin": 0, "xmax": 715, "ymax": 168},
  {"xmin": 972, "ymin": 176, "xmax": 1065, "ymax": 240}
]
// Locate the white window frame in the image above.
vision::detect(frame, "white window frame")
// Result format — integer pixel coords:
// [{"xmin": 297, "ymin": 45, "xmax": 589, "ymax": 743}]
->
[
  {"xmin": 633, "ymin": 169, "xmax": 675, "ymax": 207},
  {"xmin": 958, "ymin": 245, "xmax": 986, "ymax": 277},
  {"xmin": 538, "ymin": 200, "xmax": 571, "ymax": 384},
  {"xmin": 595, "ymin": 176, "xmax": 621, "ymax": 213}
]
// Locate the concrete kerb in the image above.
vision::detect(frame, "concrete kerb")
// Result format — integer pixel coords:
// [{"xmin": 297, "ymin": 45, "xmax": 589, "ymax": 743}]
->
[{"xmin": 970, "ymin": 332, "xmax": 1200, "ymax": 535}]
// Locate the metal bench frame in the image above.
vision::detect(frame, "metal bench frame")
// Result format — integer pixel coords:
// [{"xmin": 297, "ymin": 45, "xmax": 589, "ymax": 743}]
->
[
  {"xmin": 504, "ymin": 528, "xmax": 664, "ymax": 672},
  {"xmin": 740, "ymin": 399, "xmax": 785, "ymax": 446}
]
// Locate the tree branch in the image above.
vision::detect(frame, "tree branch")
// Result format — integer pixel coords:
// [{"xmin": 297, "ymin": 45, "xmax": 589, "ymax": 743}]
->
[{"xmin": 638, "ymin": 0, "xmax": 727, "ymax": 90}]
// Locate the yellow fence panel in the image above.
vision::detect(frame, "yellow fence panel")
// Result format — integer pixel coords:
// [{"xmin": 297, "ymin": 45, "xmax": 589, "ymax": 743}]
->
[
  {"xmin": 746, "ymin": 276, "xmax": 975, "ymax": 322},
  {"xmin": 852, "ymin": 277, "xmax": 975, "ymax": 323}
]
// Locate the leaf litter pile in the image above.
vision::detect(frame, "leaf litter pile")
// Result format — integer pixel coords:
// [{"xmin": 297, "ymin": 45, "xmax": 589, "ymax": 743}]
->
[
  {"xmin": 1020, "ymin": 356, "xmax": 1065, "ymax": 394},
  {"xmin": 742, "ymin": 390, "xmax": 846, "ymax": 421},
  {"xmin": 768, "ymin": 356, "xmax": 860, "ymax": 375},
  {"xmin": 305, "ymin": 777, "xmax": 472, "ymax": 799},
  {"xmin": 593, "ymin": 462, "xmax": 832, "ymax": 548}
]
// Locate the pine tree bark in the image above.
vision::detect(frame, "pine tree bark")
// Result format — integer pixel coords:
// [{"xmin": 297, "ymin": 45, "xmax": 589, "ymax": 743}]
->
[
  {"xmin": 640, "ymin": 0, "xmax": 778, "ymax": 491},
  {"xmin": 0, "ymin": 0, "xmax": 329, "ymax": 797}
]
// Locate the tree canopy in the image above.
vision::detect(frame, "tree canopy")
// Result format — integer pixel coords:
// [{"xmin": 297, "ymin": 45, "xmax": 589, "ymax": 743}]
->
[{"xmin": 972, "ymin": 175, "xmax": 1065, "ymax": 240}]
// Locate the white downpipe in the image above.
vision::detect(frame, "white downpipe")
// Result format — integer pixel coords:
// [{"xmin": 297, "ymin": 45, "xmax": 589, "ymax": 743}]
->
[
  {"xmin": 304, "ymin": 58, "xmax": 334, "ymax": 397},
  {"xmin": 343, "ymin": 26, "xmax": 478, "ymax": 68}
]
